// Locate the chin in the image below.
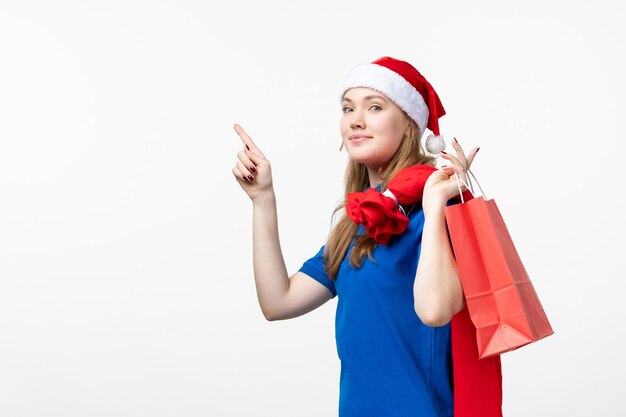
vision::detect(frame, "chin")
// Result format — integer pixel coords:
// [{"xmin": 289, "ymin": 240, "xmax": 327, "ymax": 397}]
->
[{"xmin": 348, "ymin": 155, "xmax": 382, "ymax": 167}]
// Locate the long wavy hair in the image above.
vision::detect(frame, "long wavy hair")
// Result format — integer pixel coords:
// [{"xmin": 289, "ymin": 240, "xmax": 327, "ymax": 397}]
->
[{"xmin": 323, "ymin": 115, "xmax": 436, "ymax": 280}]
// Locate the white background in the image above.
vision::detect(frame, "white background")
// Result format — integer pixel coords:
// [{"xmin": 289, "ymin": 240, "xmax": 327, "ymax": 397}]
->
[{"xmin": 0, "ymin": 0, "xmax": 624, "ymax": 416}]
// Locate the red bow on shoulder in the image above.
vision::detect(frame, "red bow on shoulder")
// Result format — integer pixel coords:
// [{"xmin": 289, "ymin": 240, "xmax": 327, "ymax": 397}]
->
[
  {"xmin": 346, "ymin": 164, "xmax": 473, "ymax": 244},
  {"xmin": 346, "ymin": 189, "xmax": 408, "ymax": 245}
]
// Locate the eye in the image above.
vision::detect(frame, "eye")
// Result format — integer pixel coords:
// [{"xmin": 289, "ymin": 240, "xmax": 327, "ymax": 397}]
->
[
  {"xmin": 342, "ymin": 106, "xmax": 353, "ymax": 113},
  {"xmin": 370, "ymin": 105, "xmax": 382, "ymax": 111}
]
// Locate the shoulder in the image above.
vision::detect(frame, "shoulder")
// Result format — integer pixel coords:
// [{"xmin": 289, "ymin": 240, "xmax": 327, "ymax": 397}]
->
[{"xmin": 298, "ymin": 244, "xmax": 337, "ymax": 298}]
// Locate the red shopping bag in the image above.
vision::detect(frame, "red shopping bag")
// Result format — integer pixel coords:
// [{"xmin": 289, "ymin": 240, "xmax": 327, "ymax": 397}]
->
[{"xmin": 444, "ymin": 170, "xmax": 554, "ymax": 359}]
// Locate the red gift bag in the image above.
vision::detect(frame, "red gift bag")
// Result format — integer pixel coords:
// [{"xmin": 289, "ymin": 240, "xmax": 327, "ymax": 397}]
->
[{"xmin": 444, "ymin": 170, "xmax": 554, "ymax": 359}]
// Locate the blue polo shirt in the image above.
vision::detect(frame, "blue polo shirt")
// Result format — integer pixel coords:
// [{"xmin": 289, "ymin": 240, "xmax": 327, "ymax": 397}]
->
[{"xmin": 298, "ymin": 187, "xmax": 454, "ymax": 417}]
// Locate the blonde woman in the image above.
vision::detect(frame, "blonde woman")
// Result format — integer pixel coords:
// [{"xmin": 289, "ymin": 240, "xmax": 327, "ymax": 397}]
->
[{"xmin": 232, "ymin": 56, "xmax": 503, "ymax": 417}]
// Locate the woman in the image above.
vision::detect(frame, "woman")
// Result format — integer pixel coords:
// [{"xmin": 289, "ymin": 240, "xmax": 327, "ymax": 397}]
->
[{"xmin": 232, "ymin": 56, "xmax": 502, "ymax": 417}]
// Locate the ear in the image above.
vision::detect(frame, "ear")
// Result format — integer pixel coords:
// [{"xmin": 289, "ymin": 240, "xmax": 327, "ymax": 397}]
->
[
  {"xmin": 402, "ymin": 116, "xmax": 411, "ymax": 138},
  {"xmin": 402, "ymin": 123, "xmax": 411, "ymax": 140}
]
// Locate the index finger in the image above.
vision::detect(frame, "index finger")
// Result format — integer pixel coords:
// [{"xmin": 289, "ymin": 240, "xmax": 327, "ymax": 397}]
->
[{"xmin": 234, "ymin": 124, "xmax": 258, "ymax": 150}]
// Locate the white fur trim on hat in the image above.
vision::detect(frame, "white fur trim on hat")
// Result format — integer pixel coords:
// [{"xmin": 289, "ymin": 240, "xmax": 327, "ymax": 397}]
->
[{"xmin": 340, "ymin": 63, "xmax": 429, "ymax": 138}]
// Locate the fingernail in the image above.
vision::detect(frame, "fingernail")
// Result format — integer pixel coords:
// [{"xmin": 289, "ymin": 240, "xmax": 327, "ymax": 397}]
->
[
  {"xmin": 476, "ymin": 147, "xmax": 480, "ymax": 152},
  {"xmin": 453, "ymin": 137, "xmax": 458, "ymax": 143},
  {"xmin": 250, "ymin": 166, "xmax": 256, "ymax": 173},
  {"xmin": 247, "ymin": 175, "xmax": 254, "ymax": 181},
  {"xmin": 441, "ymin": 151, "xmax": 447, "ymax": 154},
  {"xmin": 242, "ymin": 176, "xmax": 248, "ymax": 182},
  {"xmin": 246, "ymin": 144, "xmax": 250, "ymax": 151}
]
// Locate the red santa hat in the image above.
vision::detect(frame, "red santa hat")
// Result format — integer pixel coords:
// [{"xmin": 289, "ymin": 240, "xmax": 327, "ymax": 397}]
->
[{"xmin": 340, "ymin": 56, "xmax": 447, "ymax": 154}]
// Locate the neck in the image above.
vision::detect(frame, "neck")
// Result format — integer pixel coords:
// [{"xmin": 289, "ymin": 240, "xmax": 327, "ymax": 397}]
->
[{"xmin": 366, "ymin": 164, "xmax": 384, "ymax": 189}]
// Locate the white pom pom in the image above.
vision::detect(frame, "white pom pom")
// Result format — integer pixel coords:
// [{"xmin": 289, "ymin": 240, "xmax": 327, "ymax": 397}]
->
[{"xmin": 425, "ymin": 134, "xmax": 446, "ymax": 155}]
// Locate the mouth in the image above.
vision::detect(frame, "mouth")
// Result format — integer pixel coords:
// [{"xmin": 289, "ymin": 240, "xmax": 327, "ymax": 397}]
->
[{"xmin": 350, "ymin": 134, "xmax": 372, "ymax": 141}]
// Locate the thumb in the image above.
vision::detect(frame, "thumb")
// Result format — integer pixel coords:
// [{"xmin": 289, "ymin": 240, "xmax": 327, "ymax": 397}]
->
[{"xmin": 439, "ymin": 165, "xmax": 455, "ymax": 177}]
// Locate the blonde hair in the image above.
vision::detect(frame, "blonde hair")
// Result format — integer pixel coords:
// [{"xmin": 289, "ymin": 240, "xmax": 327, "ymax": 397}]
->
[{"xmin": 323, "ymin": 116, "xmax": 435, "ymax": 280}]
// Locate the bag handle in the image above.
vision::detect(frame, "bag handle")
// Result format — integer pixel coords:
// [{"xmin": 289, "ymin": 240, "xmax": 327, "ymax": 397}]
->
[{"xmin": 454, "ymin": 168, "xmax": 488, "ymax": 204}]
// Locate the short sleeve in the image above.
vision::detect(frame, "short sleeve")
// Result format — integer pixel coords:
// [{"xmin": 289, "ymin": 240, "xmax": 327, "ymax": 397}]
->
[{"xmin": 298, "ymin": 245, "xmax": 337, "ymax": 298}]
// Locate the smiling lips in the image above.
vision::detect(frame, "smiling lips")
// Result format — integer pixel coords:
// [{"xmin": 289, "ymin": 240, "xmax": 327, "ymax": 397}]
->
[{"xmin": 350, "ymin": 134, "xmax": 372, "ymax": 142}]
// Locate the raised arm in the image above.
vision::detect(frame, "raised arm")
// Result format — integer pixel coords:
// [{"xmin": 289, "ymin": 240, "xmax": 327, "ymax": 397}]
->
[
  {"xmin": 414, "ymin": 195, "xmax": 465, "ymax": 327},
  {"xmin": 414, "ymin": 138, "xmax": 479, "ymax": 327},
  {"xmin": 232, "ymin": 124, "xmax": 332, "ymax": 321}
]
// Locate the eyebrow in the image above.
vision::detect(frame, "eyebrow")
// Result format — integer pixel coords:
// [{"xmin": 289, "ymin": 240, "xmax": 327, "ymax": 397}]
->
[{"xmin": 342, "ymin": 95, "xmax": 388, "ymax": 103}]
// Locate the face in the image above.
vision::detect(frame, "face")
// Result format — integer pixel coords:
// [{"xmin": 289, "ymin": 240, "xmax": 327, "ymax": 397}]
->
[{"xmin": 340, "ymin": 87, "xmax": 409, "ymax": 168}]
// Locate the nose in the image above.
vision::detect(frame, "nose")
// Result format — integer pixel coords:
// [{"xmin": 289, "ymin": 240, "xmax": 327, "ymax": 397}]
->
[{"xmin": 349, "ymin": 110, "xmax": 365, "ymax": 129}]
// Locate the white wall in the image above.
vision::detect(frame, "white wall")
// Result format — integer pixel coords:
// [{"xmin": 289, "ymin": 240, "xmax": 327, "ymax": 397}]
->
[{"xmin": 0, "ymin": 0, "xmax": 623, "ymax": 415}]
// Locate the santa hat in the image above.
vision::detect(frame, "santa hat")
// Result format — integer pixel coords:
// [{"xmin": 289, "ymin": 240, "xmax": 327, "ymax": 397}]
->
[{"xmin": 340, "ymin": 56, "xmax": 447, "ymax": 154}]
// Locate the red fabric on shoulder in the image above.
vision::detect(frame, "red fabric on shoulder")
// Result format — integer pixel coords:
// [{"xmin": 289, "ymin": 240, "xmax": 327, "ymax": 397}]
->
[
  {"xmin": 346, "ymin": 188, "xmax": 409, "ymax": 244},
  {"xmin": 345, "ymin": 164, "xmax": 436, "ymax": 244},
  {"xmin": 387, "ymin": 164, "xmax": 437, "ymax": 204},
  {"xmin": 345, "ymin": 163, "xmax": 476, "ymax": 244}
]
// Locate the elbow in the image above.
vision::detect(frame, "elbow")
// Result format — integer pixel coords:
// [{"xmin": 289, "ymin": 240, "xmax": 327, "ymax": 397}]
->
[
  {"xmin": 414, "ymin": 305, "xmax": 452, "ymax": 328},
  {"xmin": 419, "ymin": 313, "xmax": 452, "ymax": 328},
  {"xmin": 263, "ymin": 307, "xmax": 287, "ymax": 322},
  {"xmin": 263, "ymin": 310, "xmax": 281, "ymax": 322},
  {"xmin": 262, "ymin": 307, "xmax": 278, "ymax": 321}
]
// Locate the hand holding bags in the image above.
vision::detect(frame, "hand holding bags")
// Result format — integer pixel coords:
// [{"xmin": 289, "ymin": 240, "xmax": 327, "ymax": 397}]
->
[{"xmin": 444, "ymin": 170, "xmax": 554, "ymax": 359}]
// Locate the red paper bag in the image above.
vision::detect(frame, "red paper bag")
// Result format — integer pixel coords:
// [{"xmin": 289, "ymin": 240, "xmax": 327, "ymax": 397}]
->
[{"xmin": 444, "ymin": 176, "xmax": 554, "ymax": 359}]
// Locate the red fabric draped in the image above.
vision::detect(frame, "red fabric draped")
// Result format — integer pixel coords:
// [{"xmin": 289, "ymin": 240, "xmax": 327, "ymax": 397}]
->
[
  {"xmin": 384, "ymin": 163, "xmax": 437, "ymax": 204},
  {"xmin": 346, "ymin": 164, "xmax": 473, "ymax": 244},
  {"xmin": 346, "ymin": 189, "xmax": 409, "ymax": 245},
  {"xmin": 452, "ymin": 304, "xmax": 503, "ymax": 417}
]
